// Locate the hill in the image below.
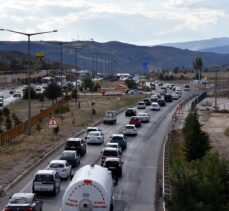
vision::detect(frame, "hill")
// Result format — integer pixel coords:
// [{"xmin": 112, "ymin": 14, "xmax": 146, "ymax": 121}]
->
[
  {"xmin": 161, "ymin": 37, "xmax": 229, "ymax": 51},
  {"xmin": 1, "ymin": 41, "xmax": 229, "ymax": 73}
]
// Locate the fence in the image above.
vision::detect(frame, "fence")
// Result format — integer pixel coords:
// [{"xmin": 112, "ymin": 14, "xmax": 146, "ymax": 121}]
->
[
  {"xmin": 0, "ymin": 98, "xmax": 66, "ymax": 145},
  {"xmin": 191, "ymin": 91, "xmax": 207, "ymax": 109}
]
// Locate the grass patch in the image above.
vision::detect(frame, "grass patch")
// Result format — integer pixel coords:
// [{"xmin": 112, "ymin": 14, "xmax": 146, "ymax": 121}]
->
[
  {"xmin": 224, "ymin": 128, "xmax": 229, "ymax": 137},
  {"xmin": 168, "ymin": 130, "xmax": 186, "ymax": 167}
]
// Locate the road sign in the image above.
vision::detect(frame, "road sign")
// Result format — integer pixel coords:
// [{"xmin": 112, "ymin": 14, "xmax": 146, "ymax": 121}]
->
[
  {"xmin": 48, "ymin": 116, "xmax": 58, "ymax": 128},
  {"xmin": 143, "ymin": 61, "xmax": 149, "ymax": 70},
  {"xmin": 175, "ymin": 104, "xmax": 183, "ymax": 115}
]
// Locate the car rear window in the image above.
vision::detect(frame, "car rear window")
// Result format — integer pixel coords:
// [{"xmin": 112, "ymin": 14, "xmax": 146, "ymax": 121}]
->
[
  {"xmin": 10, "ymin": 197, "xmax": 32, "ymax": 204},
  {"xmin": 67, "ymin": 141, "xmax": 81, "ymax": 146},
  {"xmin": 49, "ymin": 163, "xmax": 65, "ymax": 168},
  {"xmin": 126, "ymin": 126, "xmax": 134, "ymax": 129},
  {"xmin": 103, "ymin": 151, "xmax": 118, "ymax": 156},
  {"xmin": 61, "ymin": 152, "xmax": 75, "ymax": 158},
  {"xmin": 34, "ymin": 174, "xmax": 54, "ymax": 182},
  {"xmin": 105, "ymin": 161, "xmax": 119, "ymax": 167}
]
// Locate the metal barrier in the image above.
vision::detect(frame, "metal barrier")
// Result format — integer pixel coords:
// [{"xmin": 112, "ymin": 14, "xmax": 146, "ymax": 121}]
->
[{"xmin": 0, "ymin": 98, "xmax": 66, "ymax": 145}]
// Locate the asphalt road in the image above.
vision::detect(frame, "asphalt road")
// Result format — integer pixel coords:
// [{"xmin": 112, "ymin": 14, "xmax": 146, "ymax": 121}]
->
[{"xmin": 0, "ymin": 88, "xmax": 192, "ymax": 211}]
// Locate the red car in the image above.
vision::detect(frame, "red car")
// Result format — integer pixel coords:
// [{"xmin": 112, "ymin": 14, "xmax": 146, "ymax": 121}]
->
[{"xmin": 129, "ymin": 116, "xmax": 141, "ymax": 127}]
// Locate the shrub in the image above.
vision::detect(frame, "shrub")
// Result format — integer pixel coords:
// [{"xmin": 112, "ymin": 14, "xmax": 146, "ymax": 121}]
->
[
  {"xmin": 54, "ymin": 105, "xmax": 70, "ymax": 115},
  {"xmin": 2, "ymin": 107, "xmax": 10, "ymax": 117}
]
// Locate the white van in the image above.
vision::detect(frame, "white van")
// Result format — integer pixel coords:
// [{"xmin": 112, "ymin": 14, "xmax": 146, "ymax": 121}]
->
[{"xmin": 32, "ymin": 170, "xmax": 61, "ymax": 195}]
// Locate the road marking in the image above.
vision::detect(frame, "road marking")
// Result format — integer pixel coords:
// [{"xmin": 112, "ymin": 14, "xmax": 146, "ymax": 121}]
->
[{"xmin": 20, "ymin": 180, "xmax": 33, "ymax": 192}]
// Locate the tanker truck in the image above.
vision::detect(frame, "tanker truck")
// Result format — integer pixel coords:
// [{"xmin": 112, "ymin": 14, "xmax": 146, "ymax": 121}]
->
[{"xmin": 62, "ymin": 164, "xmax": 114, "ymax": 211}]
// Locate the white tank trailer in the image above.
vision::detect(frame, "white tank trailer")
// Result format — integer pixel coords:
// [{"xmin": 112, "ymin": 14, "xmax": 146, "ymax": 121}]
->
[{"xmin": 62, "ymin": 164, "xmax": 114, "ymax": 211}]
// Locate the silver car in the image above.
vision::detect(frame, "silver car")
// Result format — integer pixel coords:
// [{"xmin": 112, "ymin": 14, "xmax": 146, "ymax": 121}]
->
[{"xmin": 138, "ymin": 113, "xmax": 150, "ymax": 123}]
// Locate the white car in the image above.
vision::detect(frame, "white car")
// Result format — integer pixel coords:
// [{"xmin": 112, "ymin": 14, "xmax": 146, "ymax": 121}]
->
[
  {"xmin": 123, "ymin": 124, "xmax": 137, "ymax": 136},
  {"xmin": 137, "ymin": 101, "xmax": 146, "ymax": 109},
  {"xmin": 104, "ymin": 142, "xmax": 122, "ymax": 155},
  {"xmin": 34, "ymin": 86, "xmax": 44, "ymax": 94},
  {"xmin": 171, "ymin": 93, "xmax": 179, "ymax": 100},
  {"xmin": 86, "ymin": 131, "xmax": 104, "ymax": 144},
  {"xmin": 47, "ymin": 160, "xmax": 72, "ymax": 179},
  {"xmin": 151, "ymin": 102, "xmax": 160, "ymax": 111},
  {"xmin": 85, "ymin": 127, "xmax": 103, "ymax": 136},
  {"xmin": 138, "ymin": 113, "xmax": 150, "ymax": 123}
]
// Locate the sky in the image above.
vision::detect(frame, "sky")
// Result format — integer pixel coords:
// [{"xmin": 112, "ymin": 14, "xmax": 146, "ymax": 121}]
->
[{"xmin": 0, "ymin": 0, "xmax": 229, "ymax": 46}]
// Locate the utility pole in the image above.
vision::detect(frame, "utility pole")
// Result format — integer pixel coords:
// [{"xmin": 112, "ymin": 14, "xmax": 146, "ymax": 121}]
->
[{"xmin": 214, "ymin": 69, "xmax": 218, "ymax": 110}]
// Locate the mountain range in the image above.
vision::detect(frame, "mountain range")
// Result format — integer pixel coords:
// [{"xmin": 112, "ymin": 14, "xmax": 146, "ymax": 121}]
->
[
  {"xmin": 161, "ymin": 37, "xmax": 229, "ymax": 54},
  {"xmin": 1, "ymin": 39, "xmax": 229, "ymax": 73}
]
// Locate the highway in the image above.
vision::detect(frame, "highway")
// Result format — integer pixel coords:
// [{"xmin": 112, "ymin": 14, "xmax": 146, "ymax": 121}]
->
[{"xmin": 0, "ymin": 88, "xmax": 192, "ymax": 211}]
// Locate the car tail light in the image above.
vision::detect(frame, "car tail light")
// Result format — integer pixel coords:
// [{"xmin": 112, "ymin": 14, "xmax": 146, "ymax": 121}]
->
[
  {"xmin": 63, "ymin": 168, "xmax": 68, "ymax": 172},
  {"xmin": 26, "ymin": 208, "xmax": 33, "ymax": 211},
  {"xmin": 5, "ymin": 208, "xmax": 11, "ymax": 211}
]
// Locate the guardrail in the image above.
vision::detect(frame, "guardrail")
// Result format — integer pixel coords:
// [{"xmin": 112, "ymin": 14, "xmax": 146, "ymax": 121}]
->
[
  {"xmin": 162, "ymin": 94, "xmax": 195, "ymax": 211},
  {"xmin": 0, "ymin": 98, "xmax": 66, "ymax": 145}
]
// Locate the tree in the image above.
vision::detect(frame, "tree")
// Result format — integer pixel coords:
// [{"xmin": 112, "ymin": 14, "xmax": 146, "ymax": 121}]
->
[
  {"xmin": 125, "ymin": 79, "xmax": 137, "ymax": 89},
  {"xmin": 71, "ymin": 88, "xmax": 78, "ymax": 103},
  {"xmin": 193, "ymin": 57, "xmax": 203, "ymax": 80},
  {"xmin": 12, "ymin": 113, "xmax": 21, "ymax": 126},
  {"xmin": 5, "ymin": 117, "xmax": 12, "ymax": 130},
  {"xmin": 182, "ymin": 110, "xmax": 211, "ymax": 161},
  {"xmin": 167, "ymin": 153, "xmax": 229, "ymax": 211},
  {"xmin": 82, "ymin": 77, "xmax": 94, "ymax": 91},
  {"xmin": 44, "ymin": 82, "xmax": 61, "ymax": 103}
]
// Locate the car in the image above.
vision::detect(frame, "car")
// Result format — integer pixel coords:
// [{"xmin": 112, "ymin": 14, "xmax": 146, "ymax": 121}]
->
[
  {"xmin": 157, "ymin": 99, "xmax": 166, "ymax": 107},
  {"xmin": 103, "ymin": 110, "xmax": 117, "ymax": 124},
  {"xmin": 85, "ymin": 127, "xmax": 103, "ymax": 135},
  {"xmin": 176, "ymin": 90, "xmax": 182, "ymax": 98},
  {"xmin": 110, "ymin": 134, "xmax": 127, "ymax": 150},
  {"xmin": 64, "ymin": 137, "xmax": 86, "ymax": 156},
  {"xmin": 138, "ymin": 113, "xmax": 150, "ymax": 123},
  {"xmin": 170, "ymin": 84, "xmax": 175, "ymax": 89},
  {"xmin": 164, "ymin": 94, "xmax": 173, "ymax": 102},
  {"xmin": 123, "ymin": 124, "xmax": 137, "ymax": 136},
  {"xmin": 101, "ymin": 147, "xmax": 121, "ymax": 166},
  {"xmin": 32, "ymin": 169, "xmax": 61, "ymax": 195},
  {"xmin": 151, "ymin": 102, "xmax": 160, "ymax": 111},
  {"xmin": 86, "ymin": 131, "xmax": 104, "ymax": 144},
  {"xmin": 143, "ymin": 98, "xmax": 151, "ymax": 106},
  {"xmin": 5, "ymin": 193, "xmax": 43, "ymax": 211},
  {"xmin": 160, "ymin": 86, "xmax": 167, "ymax": 95},
  {"xmin": 59, "ymin": 150, "xmax": 80, "ymax": 167},
  {"xmin": 151, "ymin": 95, "xmax": 159, "ymax": 102},
  {"xmin": 13, "ymin": 92, "xmax": 22, "ymax": 98},
  {"xmin": 47, "ymin": 160, "xmax": 72, "ymax": 180},
  {"xmin": 184, "ymin": 84, "xmax": 191, "ymax": 91},
  {"xmin": 9, "ymin": 90, "xmax": 15, "ymax": 94},
  {"xmin": 171, "ymin": 93, "xmax": 179, "ymax": 100},
  {"xmin": 128, "ymin": 89, "xmax": 144, "ymax": 94},
  {"xmin": 129, "ymin": 116, "xmax": 141, "ymax": 127},
  {"xmin": 125, "ymin": 108, "xmax": 137, "ymax": 117},
  {"xmin": 103, "ymin": 157, "xmax": 123, "ymax": 178},
  {"xmin": 104, "ymin": 142, "xmax": 122, "ymax": 155},
  {"xmin": 137, "ymin": 101, "xmax": 146, "ymax": 109},
  {"xmin": 34, "ymin": 86, "xmax": 44, "ymax": 94}
]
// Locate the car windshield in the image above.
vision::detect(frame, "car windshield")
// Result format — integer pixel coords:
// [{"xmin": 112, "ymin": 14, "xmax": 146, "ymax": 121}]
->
[
  {"xmin": 10, "ymin": 196, "xmax": 32, "ymax": 204},
  {"xmin": 34, "ymin": 174, "xmax": 54, "ymax": 182},
  {"xmin": 49, "ymin": 163, "xmax": 64, "ymax": 168}
]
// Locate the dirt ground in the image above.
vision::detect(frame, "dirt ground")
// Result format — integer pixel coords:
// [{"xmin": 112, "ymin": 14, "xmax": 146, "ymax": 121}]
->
[
  {"xmin": 0, "ymin": 94, "xmax": 144, "ymax": 190},
  {"xmin": 201, "ymin": 112, "xmax": 229, "ymax": 159}
]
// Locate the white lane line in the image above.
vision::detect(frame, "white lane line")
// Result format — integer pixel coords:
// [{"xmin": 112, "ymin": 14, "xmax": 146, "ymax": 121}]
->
[{"xmin": 20, "ymin": 180, "xmax": 33, "ymax": 192}]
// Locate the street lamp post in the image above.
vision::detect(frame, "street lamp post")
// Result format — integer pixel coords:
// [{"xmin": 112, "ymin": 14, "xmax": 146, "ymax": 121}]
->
[{"xmin": 0, "ymin": 28, "xmax": 58, "ymax": 135}]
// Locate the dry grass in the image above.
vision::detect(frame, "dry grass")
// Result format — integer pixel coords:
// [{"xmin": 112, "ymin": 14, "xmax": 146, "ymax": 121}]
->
[
  {"xmin": 0, "ymin": 93, "xmax": 145, "ymax": 187},
  {"xmin": 169, "ymin": 130, "xmax": 186, "ymax": 166},
  {"xmin": 224, "ymin": 128, "xmax": 229, "ymax": 137}
]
